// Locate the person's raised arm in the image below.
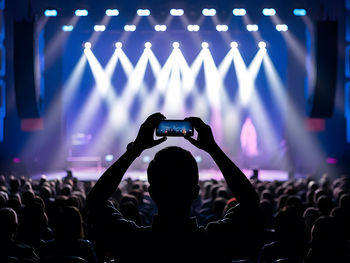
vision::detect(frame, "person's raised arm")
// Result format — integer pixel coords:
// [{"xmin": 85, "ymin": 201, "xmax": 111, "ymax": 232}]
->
[
  {"xmin": 87, "ymin": 113, "xmax": 167, "ymax": 206},
  {"xmin": 185, "ymin": 117, "xmax": 259, "ymax": 208}
]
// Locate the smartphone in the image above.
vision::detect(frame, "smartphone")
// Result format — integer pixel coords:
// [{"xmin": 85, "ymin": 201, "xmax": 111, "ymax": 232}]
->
[{"xmin": 156, "ymin": 120, "xmax": 194, "ymax": 137}]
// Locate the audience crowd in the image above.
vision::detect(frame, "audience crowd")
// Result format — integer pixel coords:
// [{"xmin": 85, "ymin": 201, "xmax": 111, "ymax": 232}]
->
[{"xmin": 0, "ymin": 171, "xmax": 349, "ymax": 263}]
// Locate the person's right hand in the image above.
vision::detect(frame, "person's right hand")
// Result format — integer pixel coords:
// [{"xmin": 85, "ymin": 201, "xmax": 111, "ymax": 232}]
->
[{"xmin": 184, "ymin": 117, "xmax": 218, "ymax": 153}]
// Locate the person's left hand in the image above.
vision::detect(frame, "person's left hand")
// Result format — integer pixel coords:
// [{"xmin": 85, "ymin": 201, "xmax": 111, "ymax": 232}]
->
[{"xmin": 131, "ymin": 113, "xmax": 167, "ymax": 154}]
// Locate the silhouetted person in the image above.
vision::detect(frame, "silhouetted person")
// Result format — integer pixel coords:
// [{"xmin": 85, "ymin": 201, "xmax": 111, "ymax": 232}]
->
[
  {"xmin": 41, "ymin": 206, "xmax": 97, "ymax": 263},
  {"xmin": 258, "ymin": 206, "xmax": 308, "ymax": 263},
  {"xmin": 305, "ymin": 216, "xmax": 349, "ymax": 263},
  {"xmin": 87, "ymin": 113, "xmax": 262, "ymax": 263},
  {"xmin": 0, "ymin": 207, "xmax": 39, "ymax": 262}
]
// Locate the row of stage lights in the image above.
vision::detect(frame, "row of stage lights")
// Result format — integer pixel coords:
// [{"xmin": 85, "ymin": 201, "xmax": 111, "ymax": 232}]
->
[
  {"xmin": 44, "ymin": 8, "xmax": 307, "ymax": 17},
  {"xmin": 61, "ymin": 23, "xmax": 289, "ymax": 32},
  {"xmin": 48, "ymin": 7, "xmax": 304, "ymax": 33},
  {"xmin": 83, "ymin": 40, "xmax": 267, "ymax": 49}
]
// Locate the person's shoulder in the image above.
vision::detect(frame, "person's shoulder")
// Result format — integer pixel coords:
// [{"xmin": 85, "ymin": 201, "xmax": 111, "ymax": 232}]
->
[{"xmin": 12, "ymin": 241, "xmax": 40, "ymax": 262}]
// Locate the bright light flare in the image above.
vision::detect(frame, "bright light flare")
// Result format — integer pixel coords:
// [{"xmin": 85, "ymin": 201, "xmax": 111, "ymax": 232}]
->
[
  {"xmin": 84, "ymin": 42, "xmax": 91, "ymax": 49},
  {"xmin": 187, "ymin": 25, "xmax": 200, "ymax": 32},
  {"xmin": 124, "ymin": 25, "xmax": 136, "ymax": 31},
  {"xmin": 216, "ymin": 25, "xmax": 228, "ymax": 32},
  {"xmin": 262, "ymin": 8, "xmax": 276, "ymax": 16},
  {"xmin": 154, "ymin": 25, "xmax": 167, "ymax": 31},
  {"xmin": 137, "ymin": 9, "xmax": 150, "ymax": 16},
  {"xmin": 258, "ymin": 41, "xmax": 266, "ymax": 49},
  {"xmin": 115, "ymin": 42, "xmax": 122, "ymax": 48},
  {"xmin": 202, "ymin": 8, "xmax": 216, "ymax": 16},
  {"xmin": 233, "ymin": 8, "xmax": 246, "ymax": 16},
  {"xmin": 75, "ymin": 9, "xmax": 88, "ymax": 16},
  {"xmin": 276, "ymin": 24, "xmax": 288, "ymax": 31},
  {"xmin": 293, "ymin": 8, "xmax": 307, "ymax": 16},
  {"xmin": 105, "ymin": 154, "xmax": 114, "ymax": 162},
  {"xmin": 105, "ymin": 9, "xmax": 119, "ymax": 16},
  {"xmin": 246, "ymin": 24, "xmax": 259, "ymax": 31},
  {"xmin": 44, "ymin": 9, "xmax": 57, "ymax": 17},
  {"xmin": 230, "ymin": 41, "xmax": 238, "ymax": 48},
  {"xmin": 144, "ymin": 42, "xmax": 152, "ymax": 48},
  {"xmin": 94, "ymin": 25, "xmax": 106, "ymax": 32},
  {"xmin": 170, "ymin": 8, "xmax": 184, "ymax": 16},
  {"xmin": 62, "ymin": 25, "xmax": 74, "ymax": 32},
  {"xmin": 172, "ymin": 42, "xmax": 180, "ymax": 48}
]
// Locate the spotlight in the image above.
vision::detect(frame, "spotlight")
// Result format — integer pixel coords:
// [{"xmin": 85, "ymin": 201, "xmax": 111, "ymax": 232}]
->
[
  {"xmin": 105, "ymin": 9, "xmax": 119, "ymax": 16},
  {"xmin": 84, "ymin": 42, "xmax": 92, "ymax": 49},
  {"xmin": 145, "ymin": 42, "xmax": 152, "ymax": 48},
  {"xmin": 246, "ymin": 24, "xmax": 259, "ymax": 31},
  {"xmin": 262, "ymin": 8, "xmax": 276, "ymax": 16},
  {"xmin": 232, "ymin": 8, "xmax": 246, "ymax": 16},
  {"xmin": 202, "ymin": 8, "xmax": 216, "ymax": 16},
  {"xmin": 195, "ymin": 155, "xmax": 202, "ymax": 163},
  {"xmin": 170, "ymin": 8, "xmax": 184, "ymax": 16},
  {"xmin": 124, "ymin": 25, "xmax": 136, "ymax": 31},
  {"xmin": 137, "ymin": 9, "xmax": 150, "ymax": 16},
  {"xmin": 201, "ymin": 42, "xmax": 209, "ymax": 49},
  {"xmin": 154, "ymin": 25, "xmax": 167, "ymax": 31},
  {"xmin": 172, "ymin": 42, "xmax": 180, "ymax": 48},
  {"xmin": 276, "ymin": 24, "xmax": 288, "ymax": 31},
  {"xmin": 216, "ymin": 25, "xmax": 228, "ymax": 32},
  {"xmin": 94, "ymin": 25, "xmax": 106, "ymax": 32},
  {"xmin": 44, "ymin": 9, "xmax": 58, "ymax": 17},
  {"xmin": 105, "ymin": 154, "xmax": 114, "ymax": 162},
  {"xmin": 230, "ymin": 41, "xmax": 238, "ymax": 48},
  {"xmin": 62, "ymin": 25, "xmax": 74, "ymax": 32},
  {"xmin": 258, "ymin": 41, "xmax": 266, "ymax": 49},
  {"xmin": 293, "ymin": 8, "xmax": 306, "ymax": 16},
  {"xmin": 187, "ymin": 25, "xmax": 200, "ymax": 32},
  {"xmin": 142, "ymin": 155, "xmax": 151, "ymax": 163},
  {"xmin": 75, "ymin": 9, "xmax": 88, "ymax": 16},
  {"xmin": 115, "ymin": 42, "xmax": 123, "ymax": 48}
]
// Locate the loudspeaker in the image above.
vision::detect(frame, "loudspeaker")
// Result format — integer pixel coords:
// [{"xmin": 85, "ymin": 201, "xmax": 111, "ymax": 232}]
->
[
  {"xmin": 307, "ymin": 20, "xmax": 338, "ymax": 118},
  {"xmin": 14, "ymin": 20, "xmax": 43, "ymax": 118}
]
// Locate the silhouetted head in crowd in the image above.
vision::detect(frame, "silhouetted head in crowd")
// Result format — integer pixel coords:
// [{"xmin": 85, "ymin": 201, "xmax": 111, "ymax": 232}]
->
[
  {"xmin": 316, "ymin": 195, "xmax": 333, "ymax": 216},
  {"xmin": 21, "ymin": 190, "xmax": 35, "ymax": 206},
  {"xmin": 275, "ymin": 205, "xmax": 306, "ymax": 243},
  {"xmin": 147, "ymin": 146, "xmax": 199, "ymax": 217},
  {"xmin": 313, "ymin": 189, "xmax": 327, "ymax": 204},
  {"xmin": 303, "ymin": 207, "xmax": 320, "ymax": 240},
  {"xmin": 0, "ymin": 175, "xmax": 5, "ymax": 186},
  {"xmin": 0, "ymin": 207, "xmax": 17, "ymax": 243},
  {"xmin": 339, "ymin": 193, "xmax": 350, "ymax": 210},
  {"xmin": 259, "ymin": 199, "xmax": 274, "ymax": 229},
  {"xmin": 308, "ymin": 216, "xmax": 348, "ymax": 262},
  {"xmin": 277, "ymin": 194, "xmax": 288, "ymax": 211},
  {"xmin": 7, "ymin": 195, "xmax": 22, "ymax": 216},
  {"xmin": 55, "ymin": 206, "xmax": 83, "ymax": 241},
  {"xmin": 9, "ymin": 177, "xmax": 20, "ymax": 194},
  {"xmin": 17, "ymin": 200, "xmax": 45, "ymax": 244},
  {"xmin": 260, "ymin": 189, "xmax": 273, "ymax": 204},
  {"xmin": 61, "ymin": 184, "xmax": 72, "ymax": 196}
]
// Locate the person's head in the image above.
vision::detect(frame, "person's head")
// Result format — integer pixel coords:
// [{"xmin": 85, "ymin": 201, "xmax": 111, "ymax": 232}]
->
[
  {"xmin": 55, "ymin": 206, "xmax": 84, "ymax": 240},
  {"xmin": 147, "ymin": 147, "xmax": 199, "ymax": 214},
  {"xmin": 310, "ymin": 216, "xmax": 348, "ymax": 261},
  {"xmin": 9, "ymin": 177, "xmax": 20, "ymax": 193},
  {"xmin": 0, "ymin": 208, "xmax": 18, "ymax": 242},
  {"xmin": 316, "ymin": 195, "xmax": 333, "ymax": 216},
  {"xmin": 275, "ymin": 205, "xmax": 306, "ymax": 243},
  {"xmin": 303, "ymin": 207, "xmax": 320, "ymax": 240}
]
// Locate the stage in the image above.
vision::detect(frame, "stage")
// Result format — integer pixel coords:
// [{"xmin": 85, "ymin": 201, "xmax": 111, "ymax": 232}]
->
[{"xmin": 32, "ymin": 167, "xmax": 290, "ymax": 182}]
